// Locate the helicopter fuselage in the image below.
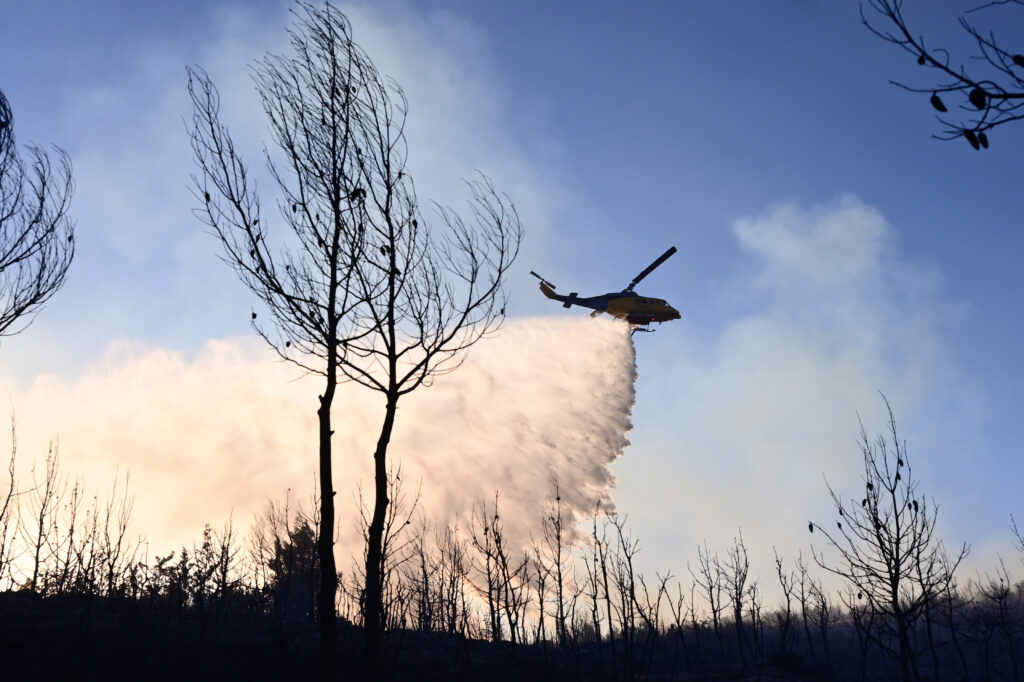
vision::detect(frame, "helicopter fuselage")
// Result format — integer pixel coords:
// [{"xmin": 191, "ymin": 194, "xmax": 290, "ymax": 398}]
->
[
  {"xmin": 606, "ymin": 291, "xmax": 681, "ymax": 324},
  {"xmin": 538, "ymin": 282, "xmax": 680, "ymax": 326}
]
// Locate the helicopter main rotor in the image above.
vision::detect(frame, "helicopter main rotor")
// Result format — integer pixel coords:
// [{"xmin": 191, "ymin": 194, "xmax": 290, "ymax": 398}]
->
[{"xmin": 625, "ymin": 246, "xmax": 677, "ymax": 292}]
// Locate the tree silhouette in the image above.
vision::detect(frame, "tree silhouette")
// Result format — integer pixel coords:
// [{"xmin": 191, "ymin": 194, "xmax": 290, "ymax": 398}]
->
[
  {"xmin": 811, "ymin": 396, "xmax": 968, "ymax": 682},
  {"xmin": 862, "ymin": 0, "xmax": 1024, "ymax": 148},
  {"xmin": 8, "ymin": 432, "xmax": 1024, "ymax": 680},
  {"xmin": 267, "ymin": 514, "xmax": 320, "ymax": 623},
  {"xmin": 188, "ymin": 3, "xmax": 520, "ymax": 678},
  {"xmin": 0, "ymin": 88, "xmax": 75, "ymax": 335},
  {"xmin": 722, "ymin": 531, "xmax": 752, "ymax": 666}
]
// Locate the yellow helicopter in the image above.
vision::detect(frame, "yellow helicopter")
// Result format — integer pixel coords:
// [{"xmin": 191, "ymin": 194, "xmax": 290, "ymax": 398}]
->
[{"xmin": 531, "ymin": 247, "xmax": 681, "ymax": 333}]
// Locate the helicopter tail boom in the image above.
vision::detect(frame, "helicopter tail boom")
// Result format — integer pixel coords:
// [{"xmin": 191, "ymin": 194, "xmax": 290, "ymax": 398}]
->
[{"xmin": 537, "ymin": 279, "xmax": 580, "ymax": 308}]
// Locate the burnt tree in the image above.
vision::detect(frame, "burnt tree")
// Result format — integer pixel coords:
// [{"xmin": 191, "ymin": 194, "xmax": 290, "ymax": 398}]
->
[
  {"xmin": 811, "ymin": 396, "xmax": 968, "ymax": 682},
  {"xmin": 188, "ymin": 3, "xmax": 521, "ymax": 679}
]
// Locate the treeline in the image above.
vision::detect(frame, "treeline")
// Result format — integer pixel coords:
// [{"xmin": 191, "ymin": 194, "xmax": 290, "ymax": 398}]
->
[{"xmin": 2, "ymin": 421, "xmax": 1023, "ymax": 682}]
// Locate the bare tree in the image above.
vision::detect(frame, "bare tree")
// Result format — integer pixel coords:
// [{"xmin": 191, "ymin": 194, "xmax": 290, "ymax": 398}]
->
[
  {"xmin": 0, "ymin": 88, "xmax": 75, "ymax": 335},
  {"xmin": 435, "ymin": 522, "xmax": 471, "ymax": 636},
  {"xmin": 974, "ymin": 559, "xmax": 1023, "ymax": 682},
  {"xmin": 635, "ymin": 571, "xmax": 671, "ymax": 679},
  {"xmin": 666, "ymin": 581, "xmax": 694, "ymax": 672},
  {"xmin": 21, "ymin": 441, "xmax": 65, "ymax": 591},
  {"xmin": 862, "ymin": 0, "xmax": 1024, "ymax": 148},
  {"xmin": 188, "ymin": 3, "xmax": 520, "ymax": 676},
  {"xmin": 589, "ymin": 507, "xmax": 620, "ymax": 678},
  {"xmin": 0, "ymin": 412, "xmax": 20, "ymax": 589},
  {"xmin": 747, "ymin": 581, "xmax": 766, "ymax": 664},
  {"xmin": 188, "ymin": 4, "xmax": 363, "ymax": 659},
  {"xmin": 772, "ymin": 548, "xmax": 795, "ymax": 658},
  {"xmin": 356, "ymin": 464, "xmax": 419, "ymax": 633},
  {"xmin": 937, "ymin": 559, "xmax": 972, "ymax": 682},
  {"xmin": 99, "ymin": 470, "xmax": 137, "ymax": 598},
  {"xmin": 811, "ymin": 396, "xmax": 968, "ymax": 682},
  {"xmin": 536, "ymin": 480, "xmax": 574, "ymax": 647},
  {"xmin": 608, "ymin": 515, "xmax": 641, "ymax": 677},
  {"xmin": 808, "ymin": 574, "xmax": 833, "ymax": 671},
  {"xmin": 349, "ymin": 128, "xmax": 519, "ymax": 677},
  {"xmin": 794, "ymin": 551, "xmax": 818, "ymax": 661},
  {"xmin": 690, "ymin": 540, "xmax": 726, "ymax": 660},
  {"xmin": 722, "ymin": 531, "xmax": 752, "ymax": 666},
  {"xmin": 470, "ymin": 496, "xmax": 502, "ymax": 643},
  {"xmin": 50, "ymin": 477, "xmax": 85, "ymax": 596},
  {"xmin": 840, "ymin": 583, "xmax": 878, "ymax": 682},
  {"xmin": 469, "ymin": 493, "xmax": 531, "ymax": 646}
]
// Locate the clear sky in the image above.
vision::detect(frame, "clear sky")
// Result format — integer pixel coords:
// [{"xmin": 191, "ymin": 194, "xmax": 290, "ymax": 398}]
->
[{"xmin": 1, "ymin": 1, "xmax": 1022, "ymax": 586}]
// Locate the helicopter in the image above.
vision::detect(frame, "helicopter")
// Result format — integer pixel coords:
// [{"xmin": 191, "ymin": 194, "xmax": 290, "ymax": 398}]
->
[{"xmin": 530, "ymin": 246, "xmax": 681, "ymax": 333}]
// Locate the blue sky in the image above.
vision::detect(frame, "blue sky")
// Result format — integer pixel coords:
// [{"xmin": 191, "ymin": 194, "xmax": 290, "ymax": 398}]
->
[{"xmin": 2, "ymin": 1, "xmax": 1022, "ymax": 583}]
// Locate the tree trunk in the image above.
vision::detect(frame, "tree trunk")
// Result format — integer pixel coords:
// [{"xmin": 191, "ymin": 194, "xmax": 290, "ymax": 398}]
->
[
  {"xmin": 923, "ymin": 596, "xmax": 941, "ymax": 682},
  {"xmin": 365, "ymin": 394, "xmax": 398, "ymax": 682},
  {"xmin": 318, "ymin": 368, "xmax": 338, "ymax": 679},
  {"xmin": 944, "ymin": 595, "xmax": 969, "ymax": 682},
  {"xmin": 897, "ymin": 617, "xmax": 914, "ymax": 682},
  {"xmin": 734, "ymin": 605, "xmax": 747, "ymax": 666}
]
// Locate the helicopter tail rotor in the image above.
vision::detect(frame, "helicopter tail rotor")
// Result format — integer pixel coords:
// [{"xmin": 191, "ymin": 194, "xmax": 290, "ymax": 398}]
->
[
  {"xmin": 530, "ymin": 270, "xmax": 557, "ymax": 289},
  {"xmin": 531, "ymin": 271, "xmax": 561, "ymax": 301}
]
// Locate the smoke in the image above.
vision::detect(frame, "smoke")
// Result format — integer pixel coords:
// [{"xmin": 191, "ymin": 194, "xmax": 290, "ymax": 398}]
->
[
  {"xmin": 5, "ymin": 315, "xmax": 637, "ymax": 560},
  {"xmin": 614, "ymin": 195, "xmax": 970, "ymax": 593}
]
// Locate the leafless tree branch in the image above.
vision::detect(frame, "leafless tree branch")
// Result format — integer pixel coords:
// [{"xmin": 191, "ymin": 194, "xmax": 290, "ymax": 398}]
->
[
  {"xmin": 0, "ymin": 89, "xmax": 75, "ymax": 336},
  {"xmin": 862, "ymin": 0, "xmax": 1024, "ymax": 147}
]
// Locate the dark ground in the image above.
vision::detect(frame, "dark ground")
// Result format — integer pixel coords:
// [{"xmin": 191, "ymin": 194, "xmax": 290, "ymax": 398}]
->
[{"xmin": 1, "ymin": 591, "xmax": 832, "ymax": 681}]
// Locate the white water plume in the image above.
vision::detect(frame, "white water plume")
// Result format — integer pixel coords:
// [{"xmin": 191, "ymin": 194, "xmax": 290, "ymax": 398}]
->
[{"xmin": 5, "ymin": 315, "xmax": 637, "ymax": 559}]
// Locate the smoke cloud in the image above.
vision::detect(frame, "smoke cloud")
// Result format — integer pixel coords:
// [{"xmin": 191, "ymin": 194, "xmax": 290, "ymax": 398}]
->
[
  {"xmin": 6, "ymin": 316, "xmax": 637, "ymax": 560},
  {"xmin": 613, "ymin": 195, "xmax": 972, "ymax": 592}
]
